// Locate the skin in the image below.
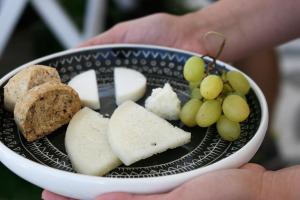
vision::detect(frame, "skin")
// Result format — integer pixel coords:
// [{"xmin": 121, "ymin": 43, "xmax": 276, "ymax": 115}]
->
[
  {"xmin": 80, "ymin": 0, "xmax": 300, "ymax": 62},
  {"xmin": 43, "ymin": 0, "xmax": 300, "ymax": 199},
  {"xmin": 235, "ymin": 49, "xmax": 279, "ymax": 118},
  {"xmin": 80, "ymin": 13, "xmax": 205, "ymax": 54}
]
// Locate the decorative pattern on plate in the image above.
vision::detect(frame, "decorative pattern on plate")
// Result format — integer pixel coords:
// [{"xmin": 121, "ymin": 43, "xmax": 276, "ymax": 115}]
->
[{"xmin": 0, "ymin": 47, "xmax": 261, "ymax": 178}]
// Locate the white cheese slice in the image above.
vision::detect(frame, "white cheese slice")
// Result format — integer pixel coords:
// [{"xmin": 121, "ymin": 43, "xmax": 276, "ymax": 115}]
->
[
  {"xmin": 108, "ymin": 101, "xmax": 191, "ymax": 166},
  {"xmin": 114, "ymin": 67, "xmax": 146, "ymax": 105},
  {"xmin": 68, "ymin": 70, "xmax": 100, "ymax": 109},
  {"xmin": 65, "ymin": 107, "xmax": 121, "ymax": 176}
]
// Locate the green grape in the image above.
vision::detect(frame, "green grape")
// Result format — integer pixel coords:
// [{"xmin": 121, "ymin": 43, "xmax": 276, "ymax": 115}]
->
[
  {"xmin": 183, "ymin": 56, "xmax": 205, "ymax": 82},
  {"xmin": 216, "ymin": 95, "xmax": 224, "ymax": 103},
  {"xmin": 217, "ymin": 115, "xmax": 241, "ymax": 141},
  {"xmin": 180, "ymin": 99, "xmax": 203, "ymax": 127},
  {"xmin": 221, "ymin": 71, "xmax": 227, "ymax": 81},
  {"xmin": 191, "ymin": 88, "xmax": 202, "ymax": 99},
  {"xmin": 222, "ymin": 95, "xmax": 250, "ymax": 122},
  {"xmin": 226, "ymin": 71, "xmax": 250, "ymax": 95},
  {"xmin": 228, "ymin": 91, "xmax": 246, "ymax": 101},
  {"xmin": 200, "ymin": 75, "xmax": 223, "ymax": 99},
  {"xmin": 196, "ymin": 100, "xmax": 221, "ymax": 127},
  {"xmin": 223, "ymin": 83, "xmax": 233, "ymax": 94},
  {"xmin": 189, "ymin": 80, "xmax": 201, "ymax": 91}
]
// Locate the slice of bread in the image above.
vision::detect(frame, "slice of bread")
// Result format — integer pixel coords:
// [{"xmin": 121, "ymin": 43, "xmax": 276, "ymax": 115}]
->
[
  {"xmin": 14, "ymin": 82, "xmax": 81, "ymax": 142},
  {"xmin": 65, "ymin": 107, "xmax": 121, "ymax": 176},
  {"xmin": 4, "ymin": 65, "xmax": 61, "ymax": 112},
  {"xmin": 108, "ymin": 101, "xmax": 191, "ymax": 166}
]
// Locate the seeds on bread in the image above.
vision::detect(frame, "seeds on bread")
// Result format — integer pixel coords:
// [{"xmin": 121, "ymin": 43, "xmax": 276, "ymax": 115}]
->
[
  {"xmin": 4, "ymin": 65, "xmax": 61, "ymax": 112},
  {"xmin": 14, "ymin": 82, "xmax": 81, "ymax": 142}
]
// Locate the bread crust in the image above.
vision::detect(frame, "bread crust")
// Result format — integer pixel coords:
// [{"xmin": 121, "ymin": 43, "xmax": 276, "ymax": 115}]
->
[
  {"xmin": 14, "ymin": 82, "xmax": 81, "ymax": 142},
  {"xmin": 4, "ymin": 65, "xmax": 61, "ymax": 112}
]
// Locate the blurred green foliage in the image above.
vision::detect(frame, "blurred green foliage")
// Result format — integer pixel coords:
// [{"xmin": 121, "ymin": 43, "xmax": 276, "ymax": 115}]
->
[{"xmin": 0, "ymin": 164, "xmax": 42, "ymax": 200}]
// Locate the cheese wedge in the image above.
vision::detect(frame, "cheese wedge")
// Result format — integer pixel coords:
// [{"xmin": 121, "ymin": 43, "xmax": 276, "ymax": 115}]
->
[
  {"xmin": 114, "ymin": 67, "xmax": 146, "ymax": 105},
  {"xmin": 65, "ymin": 107, "xmax": 121, "ymax": 176},
  {"xmin": 68, "ymin": 70, "xmax": 100, "ymax": 110},
  {"xmin": 108, "ymin": 101, "xmax": 191, "ymax": 166}
]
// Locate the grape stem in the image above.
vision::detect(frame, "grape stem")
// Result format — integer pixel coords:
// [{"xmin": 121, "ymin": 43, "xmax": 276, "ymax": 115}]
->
[{"xmin": 201, "ymin": 31, "xmax": 227, "ymax": 74}]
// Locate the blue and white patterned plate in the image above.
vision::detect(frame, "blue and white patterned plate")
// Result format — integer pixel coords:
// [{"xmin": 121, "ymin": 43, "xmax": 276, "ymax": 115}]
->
[{"xmin": 0, "ymin": 44, "xmax": 268, "ymax": 199}]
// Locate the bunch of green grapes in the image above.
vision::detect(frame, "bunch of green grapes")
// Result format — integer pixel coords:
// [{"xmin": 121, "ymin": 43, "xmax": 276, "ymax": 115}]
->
[{"xmin": 180, "ymin": 56, "xmax": 251, "ymax": 142}]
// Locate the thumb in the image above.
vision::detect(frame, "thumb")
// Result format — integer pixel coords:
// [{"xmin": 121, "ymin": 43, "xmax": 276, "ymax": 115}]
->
[
  {"xmin": 78, "ymin": 26, "xmax": 127, "ymax": 47},
  {"xmin": 96, "ymin": 192, "xmax": 170, "ymax": 200},
  {"xmin": 240, "ymin": 163, "xmax": 266, "ymax": 172},
  {"xmin": 41, "ymin": 190, "xmax": 74, "ymax": 200}
]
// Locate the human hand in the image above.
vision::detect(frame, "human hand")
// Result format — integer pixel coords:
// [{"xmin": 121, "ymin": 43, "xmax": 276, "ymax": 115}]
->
[
  {"xmin": 42, "ymin": 163, "xmax": 267, "ymax": 200},
  {"xmin": 79, "ymin": 13, "xmax": 208, "ymax": 55}
]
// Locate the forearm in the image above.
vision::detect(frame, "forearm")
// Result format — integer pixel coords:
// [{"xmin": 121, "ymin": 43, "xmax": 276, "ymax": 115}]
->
[
  {"xmin": 261, "ymin": 166, "xmax": 300, "ymax": 199},
  {"xmin": 184, "ymin": 0, "xmax": 300, "ymax": 62}
]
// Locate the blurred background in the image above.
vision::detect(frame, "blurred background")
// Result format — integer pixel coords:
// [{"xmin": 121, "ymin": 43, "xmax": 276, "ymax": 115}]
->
[{"xmin": 0, "ymin": 0, "xmax": 299, "ymax": 199}]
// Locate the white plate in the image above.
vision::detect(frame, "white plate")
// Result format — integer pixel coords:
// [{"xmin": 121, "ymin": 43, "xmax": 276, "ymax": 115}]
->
[{"xmin": 0, "ymin": 44, "xmax": 268, "ymax": 199}]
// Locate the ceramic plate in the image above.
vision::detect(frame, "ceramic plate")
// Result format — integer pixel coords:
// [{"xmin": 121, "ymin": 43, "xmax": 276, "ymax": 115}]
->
[{"xmin": 0, "ymin": 44, "xmax": 268, "ymax": 199}]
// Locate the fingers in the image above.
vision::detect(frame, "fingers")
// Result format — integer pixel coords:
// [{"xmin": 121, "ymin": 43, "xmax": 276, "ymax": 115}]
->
[
  {"xmin": 240, "ymin": 163, "xmax": 266, "ymax": 172},
  {"xmin": 79, "ymin": 25, "xmax": 127, "ymax": 47},
  {"xmin": 42, "ymin": 191, "xmax": 168, "ymax": 200},
  {"xmin": 41, "ymin": 190, "xmax": 75, "ymax": 200},
  {"xmin": 96, "ymin": 192, "xmax": 169, "ymax": 200},
  {"xmin": 78, "ymin": 32, "xmax": 115, "ymax": 47}
]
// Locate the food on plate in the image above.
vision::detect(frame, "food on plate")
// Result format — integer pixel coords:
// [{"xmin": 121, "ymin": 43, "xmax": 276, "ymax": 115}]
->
[
  {"xmin": 5, "ymin": 49, "xmax": 251, "ymax": 174},
  {"xmin": 145, "ymin": 83, "xmax": 181, "ymax": 120},
  {"xmin": 189, "ymin": 80, "xmax": 201, "ymax": 91},
  {"xmin": 183, "ymin": 56, "xmax": 205, "ymax": 82},
  {"xmin": 14, "ymin": 82, "xmax": 81, "ymax": 142},
  {"xmin": 190, "ymin": 87, "xmax": 202, "ymax": 99},
  {"xmin": 196, "ymin": 99, "xmax": 222, "ymax": 127},
  {"xmin": 180, "ymin": 98, "xmax": 202, "ymax": 127},
  {"xmin": 4, "ymin": 65, "xmax": 60, "ymax": 112},
  {"xmin": 222, "ymin": 83, "xmax": 234, "ymax": 94},
  {"xmin": 217, "ymin": 115, "xmax": 241, "ymax": 141},
  {"xmin": 68, "ymin": 70, "xmax": 100, "ymax": 110},
  {"xmin": 227, "ymin": 91, "xmax": 246, "ymax": 101},
  {"xmin": 200, "ymin": 75, "xmax": 223, "ymax": 100},
  {"xmin": 181, "ymin": 55, "xmax": 251, "ymax": 141},
  {"xmin": 108, "ymin": 101, "xmax": 191, "ymax": 166},
  {"xmin": 226, "ymin": 71, "xmax": 250, "ymax": 95},
  {"xmin": 222, "ymin": 94, "xmax": 250, "ymax": 122},
  {"xmin": 65, "ymin": 107, "xmax": 121, "ymax": 176},
  {"xmin": 114, "ymin": 67, "xmax": 146, "ymax": 105}
]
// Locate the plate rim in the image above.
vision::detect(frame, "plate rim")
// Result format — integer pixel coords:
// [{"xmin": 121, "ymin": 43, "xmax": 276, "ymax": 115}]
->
[{"xmin": 0, "ymin": 44, "xmax": 268, "ymax": 191}]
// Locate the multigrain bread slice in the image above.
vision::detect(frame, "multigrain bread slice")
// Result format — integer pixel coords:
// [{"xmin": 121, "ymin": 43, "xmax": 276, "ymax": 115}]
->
[
  {"xmin": 4, "ymin": 65, "xmax": 61, "ymax": 112},
  {"xmin": 14, "ymin": 82, "xmax": 81, "ymax": 142},
  {"xmin": 108, "ymin": 101, "xmax": 191, "ymax": 166},
  {"xmin": 65, "ymin": 107, "xmax": 121, "ymax": 176}
]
